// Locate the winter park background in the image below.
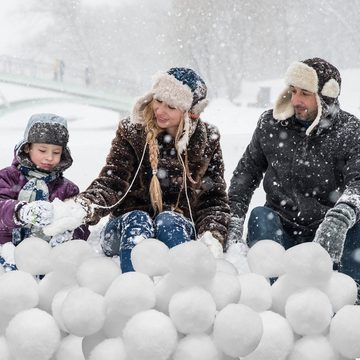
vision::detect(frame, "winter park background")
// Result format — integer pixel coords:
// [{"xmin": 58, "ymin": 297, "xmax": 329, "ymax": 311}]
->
[{"xmin": 1, "ymin": 1, "xmax": 360, "ymax": 359}]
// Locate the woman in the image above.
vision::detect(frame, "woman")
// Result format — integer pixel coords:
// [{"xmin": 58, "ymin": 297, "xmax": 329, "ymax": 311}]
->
[{"xmin": 56, "ymin": 68, "xmax": 230, "ymax": 272}]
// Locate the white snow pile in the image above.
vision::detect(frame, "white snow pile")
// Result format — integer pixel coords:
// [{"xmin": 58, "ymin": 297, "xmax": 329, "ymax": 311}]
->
[{"xmin": 0, "ymin": 237, "xmax": 360, "ymax": 360}]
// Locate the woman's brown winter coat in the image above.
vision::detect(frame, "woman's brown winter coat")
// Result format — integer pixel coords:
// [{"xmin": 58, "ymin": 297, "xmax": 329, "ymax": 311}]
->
[{"xmin": 80, "ymin": 117, "xmax": 230, "ymax": 244}]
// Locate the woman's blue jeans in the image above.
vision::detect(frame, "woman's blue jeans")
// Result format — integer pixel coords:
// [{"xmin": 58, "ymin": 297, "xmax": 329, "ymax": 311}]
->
[
  {"xmin": 247, "ymin": 206, "xmax": 360, "ymax": 298},
  {"xmin": 102, "ymin": 210, "xmax": 195, "ymax": 272}
]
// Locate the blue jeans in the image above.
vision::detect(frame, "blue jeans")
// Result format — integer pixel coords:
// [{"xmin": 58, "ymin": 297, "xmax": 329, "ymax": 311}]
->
[
  {"xmin": 247, "ymin": 206, "xmax": 360, "ymax": 298},
  {"xmin": 102, "ymin": 210, "xmax": 195, "ymax": 272}
]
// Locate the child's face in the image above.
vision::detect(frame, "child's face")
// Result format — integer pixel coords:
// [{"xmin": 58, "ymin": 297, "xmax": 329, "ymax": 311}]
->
[{"xmin": 27, "ymin": 143, "xmax": 63, "ymax": 171}]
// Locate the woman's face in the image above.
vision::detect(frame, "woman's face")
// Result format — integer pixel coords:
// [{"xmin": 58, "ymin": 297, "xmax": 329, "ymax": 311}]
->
[
  {"xmin": 27, "ymin": 143, "xmax": 63, "ymax": 171},
  {"xmin": 152, "ymin": 99, "xmax": 183, "ymax": 136}
]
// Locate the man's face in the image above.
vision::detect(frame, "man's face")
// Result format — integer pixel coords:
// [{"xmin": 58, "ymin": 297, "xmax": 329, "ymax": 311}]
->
[{"xmin": 290, "ymin": 85, "xmax": 318, "ymax": 122}]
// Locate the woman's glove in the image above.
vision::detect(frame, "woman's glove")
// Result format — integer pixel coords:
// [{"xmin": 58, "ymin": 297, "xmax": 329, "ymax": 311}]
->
[
  {"xmin": 226, "ymin": 216, "xmax": 245, "ymax": 246},
  {"xmin": 17, "ymin": 201, "xmax": 53, "ymax": 227},
  {"xmin": 313, "ymin": 203, "xmax": 356, "ymax": 264},
  {"xmin": 199, "ymin": 231, "xmax": 224, "ymax": 258}
]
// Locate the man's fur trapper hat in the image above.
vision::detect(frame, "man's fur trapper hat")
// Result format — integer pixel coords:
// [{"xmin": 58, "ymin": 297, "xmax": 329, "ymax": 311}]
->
[
  {"xmin": 273, "ymin": 57, "xmax": 341, "ymax": 135},
  {"xmin": 131, "ymin": 67, "xmax": 208, "ymax": 153}
]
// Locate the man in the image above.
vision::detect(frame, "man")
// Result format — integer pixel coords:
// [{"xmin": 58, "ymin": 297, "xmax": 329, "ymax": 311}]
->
[{"xmin": 228, "ymin": 58, "xmax": 360, "ymax": 296}]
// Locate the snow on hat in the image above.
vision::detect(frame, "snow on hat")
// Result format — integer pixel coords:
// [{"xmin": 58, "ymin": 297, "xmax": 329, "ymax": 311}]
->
[
  {"xmin": 131, "ymin": 67, "xmax": 208, "ymax": 153},
  {"xmin": 15, "ymin": 113, "xmax": 73, "ymax": 171},
  {"xmin": 273, "ymin": 57, "xmax": 341, "ymax": 135}
]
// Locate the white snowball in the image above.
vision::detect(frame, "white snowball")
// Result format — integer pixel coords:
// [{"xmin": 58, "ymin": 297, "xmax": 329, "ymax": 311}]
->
[
  {"xmin": 0, "ymin": 336, "xmax": 10, "ymax": 360},
  {"xmin": 51, "ymin": 286, "xmax": 77, "ymax": 333},
  {"xmin": 238, "ymin": 273, "xmax": 272, "ymax": 312},
  {"xmin": 216, "ymin": 258, "xmax": 239, "ymax": 275},
  {"xmin": 0, "ymin": 311, "xmax": 12, "ymax": 336},
  {"xmin": 0, "ymin": 270, "xmax": 39, "ymax": 317},
  {"xmin": 82, "ymin": 330, "xmax": 107, "ymax": 359},
  {"xmin": 123, "ymin": 309, "xmax": 178, "ymax": 360},
  {"xmin": 55, "ymin": 335, "xmax": 84, "ymax": 360},
  {"xmin": 104, "ymin": 271, "xmax": 155, "ymax": 317},
  {"xmin": 155, "ymin": 273, "xmax": 183, "ymax": 314},
  {"xmin": 5, "ymin": 308, "xmax": 61, "ymax": 360},
  {"xmin": 285, "ymin": 287, "xmax": 333, "ymax": 336},
  {"xmin": 61, "ymin": 287, "xmax": 106, "ymax": 337},
  {"xmin": 213, "ymin": 303, "xmax": 263, "ymax": 358},
  {"xmin": 288, "ymin": 335, "xmax": 339, "ymax": 360},
  {"xmin": 246, "ymin": 240, "xmax": 286, "ymax": 278},
  {"xmin": 207, "ymin": 272, "xmax": 241, "ymax": 310},
  {"xmin": 329, "ymin": 305, "xmax": 360, "ymax": 359},
  {"xmin": 168, "ymin": 240, "xmax": 216, "ymax": 287},
  {"xmin": 50, "ymin": 240, "xmax": 96, "ymax": 280},
  {"xmin": 89, "ymin": 338, "xmax": 127, "ymax": 360},
  {"xmin": 131, "ymin": 238, "xmax": 170, "ymax": 276},
  {"xmin": 76, "ymin": 256, "xmax": 121, "ymax": 295},
  {"xmin": 224, "ymin": 242, "xmax": 250, "ymax": 274},
  {"xmin": 172, "ymin": 334, "xmax": 219, "ymax": 360},
  {"xmin": 242, "ymin": 311, "xmax": 294, "ymax": 360},
  {"xmin": 102, "ymin": 309, "xmax": 129, "ymax": 338},
  {"xmin": 169, "ymin": 286, "xmax": 216, "ymax": 334},
  {"xmin": 14, "ymin": 237, "xmax": 52, "ymax": 275},
  {"xmin": 283, "ymin": 242, "xmax": 333, "ymax": 287},
  {"xmin": 38, "ymin": 271, "xmax": 77, "ymax": 313},
  {"xmin": 322, "ymin": 272, "xmax": 358, "ymax": 312},
  {"xmin": 270, "ymin": 274, "xmax": 301, "ymax": 316},
  {"xmin": 0, "ymin": 266, "xmax": 4, "ymax": 276}
]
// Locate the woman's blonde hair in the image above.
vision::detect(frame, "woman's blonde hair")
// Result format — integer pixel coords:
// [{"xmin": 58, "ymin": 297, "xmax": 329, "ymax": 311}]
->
[{"xmin": 143, "ymin": 101, "xmax": 186, "ymax": 214}]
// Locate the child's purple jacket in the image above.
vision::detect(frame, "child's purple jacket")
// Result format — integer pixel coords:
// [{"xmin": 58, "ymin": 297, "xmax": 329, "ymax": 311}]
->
[{"xmin": 0, "ymin": 158, "xmax": 90, "ymax": 244}]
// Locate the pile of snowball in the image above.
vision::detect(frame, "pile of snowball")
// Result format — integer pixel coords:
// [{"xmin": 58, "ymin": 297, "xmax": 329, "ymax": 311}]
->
[{"xmin": 0, "ymin": 236, "xmax": 360, "ymax": 360}]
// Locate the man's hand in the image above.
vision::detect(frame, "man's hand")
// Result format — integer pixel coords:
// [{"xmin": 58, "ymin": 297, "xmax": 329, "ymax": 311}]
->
[
  {"xmin": 313, "ymin": 203, "xmax": 356, "ymax": 264},
  {"xmin": 226, "ymin": 216, "xmax": 245, "ymax": 246}
]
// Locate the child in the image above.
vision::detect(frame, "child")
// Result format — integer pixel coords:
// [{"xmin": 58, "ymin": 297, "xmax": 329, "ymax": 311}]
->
[
  {"xmin": 0, "ymin": 113, "xmax": 89, "ymax": 270},
  {"xmin": 49, "ymin": 68, "xmax": 231, "ymax": 272}
]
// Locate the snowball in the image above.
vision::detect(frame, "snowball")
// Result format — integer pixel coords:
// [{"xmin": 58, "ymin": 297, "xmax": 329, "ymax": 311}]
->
[
  {"xmin": 0, "ymin": 312, "xmax": 12, "ymax": 336},
  {"xmin": 89, "ymin": 338, "xmax": 127, "ymax": 360},
  {"xmin": 43, "ymin": 198, "xmax": 86, "ymax": 236},
  {"xmin": 246, "ymin": 240, "xmax": 286, "ymax": 278},
  {"xmin": 0, "ymin": 266, "xmax": 4, "ymax": 276},
  {"xmin": 213, "ymin": 303, "xmax": 263, "ymax": 358},
  {"xmin": 168, "ymin": 240, "xmax": 216, "ymax": 287},
  {"xmin": 155, "ymin": 272, "xmax": 184, "ymax": 314},
  {"xmin": 76, "ymin": 256, "xmax": 121, "ymax": 295},
  {"xmin": 50, "ymin": 239, "xmax": 96, "ymax": 280},
  {"xmin": 322, "ymin": 272, "xmax": 358, "ymax": 312},
  {"xmin": 0, "ymin": 270, "xmax": 39, "ymax": 316},
  {"xmin": 224, "ymin": 242, "xmax": 250, "ymax": 274},
  {"xmin": 242, "ymin": 311, "xmax": 294, "ymax": 360},
  {"xmin": 270, "ymin": 274, "xmax": 301, "ymax": 316},
  {"xmin": 207, "ymin": 271, "xmax": 241, "ymax": 310},
  {"xmin": 238, "ymin": 273, "xmax": 272, "ymax": 312},
  {"xmin": 168, "ymin": 286, "xmax": 216, "ymax": 334},
  {"xmin": 283, "ymin": 242, "xmax": 333, "ymax": 287},
  {"xmin": 104, "ymin": 271, "xmax": 155, "ymax": 317},
  {"xmin": 216, "ymin": 258, "xmax": 239, "ymax": 275},
  {"xmin": 102, "ymin": 309, "xmax": 129, "ymax": 338},
  {"xmin": 285, "ymin": 287, "xmax": 333, "ymax": 336},
  {"xmin": 82, "ymin": 330, "xmax": 107, "ymax": 359},
  {"xmin": 14, "ymin": 237, "xmax": 52, "ymax": 275},
  {"xmin": 0, "ymin": 336, "xmax": 10, "ymax": 360},
  {"xmin": 172, "ymin": 334, "xmax": 219, "ymax": 360},
  {"xmin": 131, "ymin": 238, "xmax": 170, "ymax": 276},
  {"xmin": 55, "ymin": 334, "xmax": 84, "ymax": 360},
  {"xmin": 51, "ymin": 286, "xmax": 76, "ymax": 333},
  {"xmin": 288, "ymin": 335, "xmax": 338, "ymax": 360},
  {"xmin": 329, "ymin": 305, "xmax": 360, "ymax": 359},
  {"xmin": 5, "ymin": 308, "xmax": 61, "ymax": 360},
  {"xmin": 38, "ymin": 271, "xmax": 77, "ymax": 313},
  {"xmin": 123, "ymin": 309, "xmax": 178, "ymax": 360},
  {"xmin": 61, "ymin": 287, "xmax": 106, "ymax": 337}
]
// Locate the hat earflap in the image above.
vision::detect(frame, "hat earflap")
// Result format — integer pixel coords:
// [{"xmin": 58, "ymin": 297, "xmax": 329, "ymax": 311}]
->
[
  {"xmin": 190, "ymin": 98, "xmax": 209, "ymax": 117},
  {"xmin": 321, "ymin": 78, "xmax": 340, "ymax": 98},
  {"xmin": 176, "ymin": 113, "xmax": 191, "ymax": 154},
  {"xmin": 131, "ymin": 93, "xmax": 154, "ymax": 124},
  {"xmin": 273, "ymin": 88, "xmax": 294, "ymax": 121}
]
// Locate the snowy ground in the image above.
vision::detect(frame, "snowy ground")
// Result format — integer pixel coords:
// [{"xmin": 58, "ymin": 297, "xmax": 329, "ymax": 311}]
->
[{"xmin": 1, "ymin": 71, "xmax": 360, "ymax": 359}]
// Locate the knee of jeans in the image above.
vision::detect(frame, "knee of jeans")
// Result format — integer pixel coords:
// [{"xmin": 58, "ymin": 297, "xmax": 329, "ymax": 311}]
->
[
  {"xmin": 123, "ymin": 210, "xmax": 152, "ymax": 222},
  {"xmin": 155, "ymin": 211, "xmax": 180, "ymax": 228}
]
